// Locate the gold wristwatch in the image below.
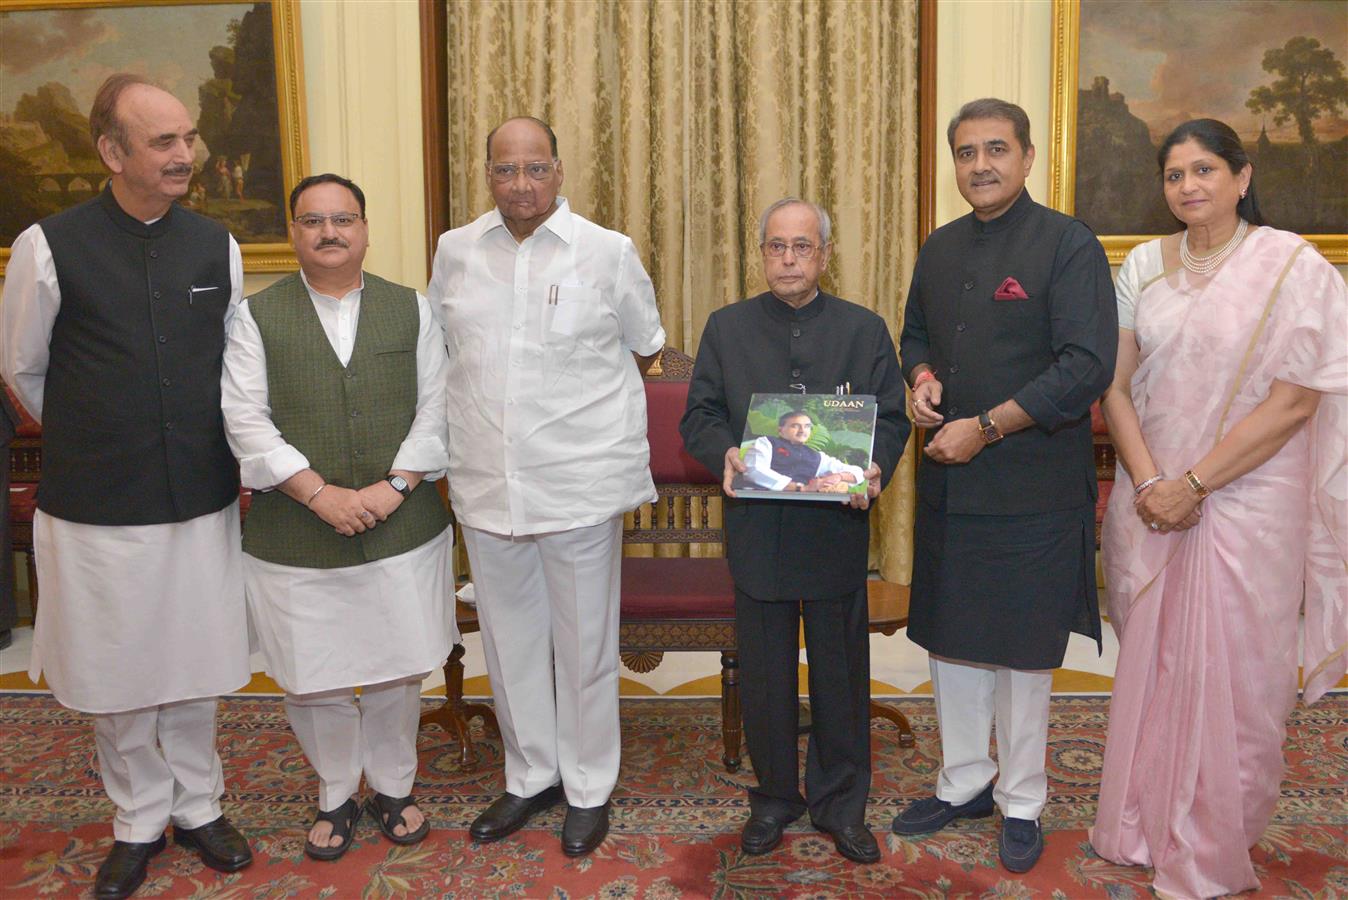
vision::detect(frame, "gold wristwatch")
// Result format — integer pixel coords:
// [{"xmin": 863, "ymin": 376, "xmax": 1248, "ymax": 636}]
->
[{"xmin": 978, "ymin": 411, "xmax": 1003, "ymax": 445}]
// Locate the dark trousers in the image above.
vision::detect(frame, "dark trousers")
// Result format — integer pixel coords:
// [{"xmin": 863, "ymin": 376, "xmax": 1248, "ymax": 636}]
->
[{"xmin": 734, "ymin": 585, "xmax": 871, "ymax": 830}]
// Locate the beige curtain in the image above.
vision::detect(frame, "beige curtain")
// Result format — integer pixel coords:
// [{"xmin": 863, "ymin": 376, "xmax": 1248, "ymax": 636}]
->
[{"xmin": 446, "ymin": 0, "xmax": 920, "ymax": 582}]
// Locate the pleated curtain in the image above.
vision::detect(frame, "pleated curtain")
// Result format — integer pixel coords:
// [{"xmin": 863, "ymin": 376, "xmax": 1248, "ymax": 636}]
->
[{"xmin": 445, "ymin": 0, "xmax": 920, "ymax": 581}]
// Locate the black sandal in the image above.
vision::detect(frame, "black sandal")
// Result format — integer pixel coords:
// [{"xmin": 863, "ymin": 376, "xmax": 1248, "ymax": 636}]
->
[
  {"xmin": 303, "ymin": 797, "xmax": 361, "ymax": 861},
  {"xmin": 365, "ymin": 792, "xmax": 431, "ymax": 845}
]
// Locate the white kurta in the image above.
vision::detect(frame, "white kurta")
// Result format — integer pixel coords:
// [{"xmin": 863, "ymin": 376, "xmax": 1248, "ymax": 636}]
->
[
  {"xmin": 0, "ymin": 224, "xmax": 250, "ymax": 714},
  {"xmin": 221, "ymin": 275, "xmax": 457, "ymax": 696}
]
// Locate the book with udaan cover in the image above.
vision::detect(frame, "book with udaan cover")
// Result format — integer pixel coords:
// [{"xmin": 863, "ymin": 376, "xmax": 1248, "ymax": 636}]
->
[{"xmin": 730, "ymin": 393, "xmax": 877, "ymax": 502}]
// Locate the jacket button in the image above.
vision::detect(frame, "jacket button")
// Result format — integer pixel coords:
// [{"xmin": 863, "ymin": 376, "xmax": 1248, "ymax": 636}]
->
[
  {"xmin": 163, "ymin": 421, "xmax": 174, "ymax": 430},
  {"xmin": 349, "ymin": 410, "xmax": 360, "ymax": 418},
  {"xmin": 161, "ymin": 377, "xmax": 171, "ymax": 386},
  {"xmin": 153, "ymin": 290, "xmax": 162, "ymax": 299},
  {"xmin": 345, "ymin": 372, "xmax": 355, "ymax": 379},
  {"xmin": 949, "ymin": 364, "xmax": 960, "ymax": 374},
  {"xmin": 157, "ymin": 335, "xmax": 167, "ymax": 343},
  {"xmin": 791, "ymin": 368, "xmax": 800, "ymax": 378},
  {"xmin": 948, "ymin": 406, "xmax": 960, "ymax": 416},
  {"xmin": 149, "ymin": 249, "xmax": 159, "ymax": 259},
  {"xmin": 792, "ymin": 328, "xmax": 800, "ymax": 338},
  {"xmin": 956, "ymin": 322, "xmax": 967, "ymax": 332}
]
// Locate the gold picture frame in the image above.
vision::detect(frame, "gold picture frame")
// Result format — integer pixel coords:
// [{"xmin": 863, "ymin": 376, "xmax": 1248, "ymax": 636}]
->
[
  {"xmin": 1048, "ymin": 0, "xmax": 1346, "ymax": 265},
  {"xmin": 0, "ymin": 0, "xmax": 308, "ymax": 275}
]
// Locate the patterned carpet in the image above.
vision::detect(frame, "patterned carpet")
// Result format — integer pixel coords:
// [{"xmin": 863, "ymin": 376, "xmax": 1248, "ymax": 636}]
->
[{"xmin": 1, "ymin": 693, "xmax": 1345, "ymax": 898}]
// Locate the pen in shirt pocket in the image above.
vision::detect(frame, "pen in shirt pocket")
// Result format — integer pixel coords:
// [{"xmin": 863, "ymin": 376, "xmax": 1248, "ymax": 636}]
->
[{"xmin": 188, "ymin": 284, "xmax": 220, "ymax": 306}]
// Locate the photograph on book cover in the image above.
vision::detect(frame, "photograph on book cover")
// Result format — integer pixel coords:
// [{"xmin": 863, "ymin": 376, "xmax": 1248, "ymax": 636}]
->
[
  {"xmin": 1048, "ymin": 0, "xmax": 1346, "ymax": 264},
  {"xmin": 0, "ymin": 0, "xmax": 308, "ymax": 274},
  {"xmin": 732, "ymin": 393, "xmax": 877, "ymax": 503}
]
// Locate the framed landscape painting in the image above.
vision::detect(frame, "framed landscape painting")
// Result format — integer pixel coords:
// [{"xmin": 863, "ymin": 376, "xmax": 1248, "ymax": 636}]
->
[
  {"xmin": 1048, "ymin": 0, "xmax": 1346, "ymax": 263},
  {"xmin": 0, "ymin": 0, "xmax": 307, "ymax": 274}
]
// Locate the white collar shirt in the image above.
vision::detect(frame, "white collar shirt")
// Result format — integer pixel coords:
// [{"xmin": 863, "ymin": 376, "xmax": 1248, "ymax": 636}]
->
[
  {"xmin": 221, "ymin": 271, "xmax": 450, "ymax": 489},
  {"xmin": 429, "ymin": 198, "xmax": 666, "ymax": 535}
]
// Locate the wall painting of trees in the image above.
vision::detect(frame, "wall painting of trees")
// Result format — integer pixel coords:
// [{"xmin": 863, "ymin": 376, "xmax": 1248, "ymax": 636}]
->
[
  {"xmin": 1048, "ymin": 0, "xmax": 1345, "ymax": 263},
  {"xmin": 0, "ymin": 0, "xmax": 308, "ymax": 274}
]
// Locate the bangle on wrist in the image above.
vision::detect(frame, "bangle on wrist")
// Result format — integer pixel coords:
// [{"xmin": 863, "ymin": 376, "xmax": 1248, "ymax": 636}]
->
[
  {"xmin": 304, "ymin": 482, "xmax": 327, "ymax": 508},
  {"xmin": 913, "ymin": 369, "xmax": 936, "ymax": 388},
  {"xmin": 1133, "ymin": 474, "xmax": 1164, "ymax": 496},
  {"xmin": 1183, "ymin": 469, "xmax": 1211, "ymax": 499}
]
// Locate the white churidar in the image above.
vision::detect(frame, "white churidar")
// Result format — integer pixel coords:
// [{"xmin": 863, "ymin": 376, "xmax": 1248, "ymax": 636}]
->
[
  {"xmin": 461, "ymin": 517, "xmax": 624, "ymax": 808},
  {"xmin": 284, "ymin": 675, "xmax": 426, "ymax": 811},
  {"xmin": 93, "ymin": 698, "xmax": 224, "ymax": 842},
  {"xmin": 930, "ymin": 656, "xmax": 1053, "ymax": 820}
]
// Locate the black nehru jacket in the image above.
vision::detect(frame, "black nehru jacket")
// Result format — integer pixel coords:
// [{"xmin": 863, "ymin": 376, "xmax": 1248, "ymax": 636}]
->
[
  {"xmin": 37, "ymin": 187, "xmax": 239, "ymax": 525},
  {"xmin": 900, "ymin": 190, "xmax": 1116, "ymax": 516}
]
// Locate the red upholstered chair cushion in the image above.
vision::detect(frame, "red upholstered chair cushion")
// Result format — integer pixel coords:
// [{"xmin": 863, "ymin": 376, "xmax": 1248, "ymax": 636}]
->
[
  {"xmin": 5, "ymin": 386, "xmax": 40, "ymax": 438},
  {"xmin": 620, "ymin": 557, "xmax": 736, "ymax": 619},
  {"xmin": 644, "ymin": 380, "xmax": 716, "ymax": 484},
  {"xmin": 1096, "ymin": 479, "xmax": 1113, "ymax": 526},
  {"xmin": 238, "ymin": 488, "xmax": 253, "ymax": 519},
  {"xmin": 9, "ymin": 483, "xmax": 38, "ymax": 522},
  {"xmin": 1090, "ymin": 400, "xmax": 1107, "ymax": 435}
]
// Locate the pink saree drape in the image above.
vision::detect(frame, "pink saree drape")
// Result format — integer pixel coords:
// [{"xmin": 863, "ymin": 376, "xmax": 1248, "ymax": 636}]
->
[{"xmin": 1091, "ymin": 227, "xmax": 1347, "ymax": 899}]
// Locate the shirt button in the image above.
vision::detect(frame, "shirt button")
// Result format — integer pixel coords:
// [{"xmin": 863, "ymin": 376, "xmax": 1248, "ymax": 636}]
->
[
  {"xmin": 158, "ymin": 335, "xmax": 167, "ymax": 343},
  {"xmin": 791, "ymin": 368, "xmax": 800, "ymax": 378},
  {"xmin": 161, "ymin": 377, "xmax": 171, "ymax": 386},
  {"xmin": 963, "ymin": 280, "xmax": 974, "ymax": 291},
  {"xmin": 956, "ymin": 322, "xmax": 967, "ymax": 332},
  {"xmin": 149, "ymin": 249, "xmax": 159, "ymax": 259},
  {"xmin": 949, "ymin": 364, "xmax": 961, "ymax": 374}
]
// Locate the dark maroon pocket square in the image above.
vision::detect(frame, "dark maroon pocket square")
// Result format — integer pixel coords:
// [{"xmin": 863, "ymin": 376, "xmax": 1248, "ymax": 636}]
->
[{"xmin": 993, "ymin": 277, "xmax": 1029, "ymax": 300}]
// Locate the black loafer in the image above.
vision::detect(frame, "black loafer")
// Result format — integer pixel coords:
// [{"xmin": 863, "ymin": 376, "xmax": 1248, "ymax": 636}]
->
[
  {"xmin": 999, "ymin": 816, "xmax": 1043, "ymax": 873},
  {"xmin": 892, "ymin": 782, "xmax": 995, "ymax": 835},
  {"xmin": 561, "ymin": 802, "xmax": 609, "ymax": 856},
  {"xmin": 740, "ymin": 815, "xmax": 789, "ymax": 855},
  {"xmin": 470, "ymin": 784, "xmax": 563, "ymax": 842},
  {"xmin": 817, "ymin": 822, "xmax": 881, "ymax": 864},
  {"xmin": 94, "ymin": 835, "xmax": 166, "ymax": 899},
  {"xmin": 172, "ymin": 816, "xmax": 253, "ymax": 872}
]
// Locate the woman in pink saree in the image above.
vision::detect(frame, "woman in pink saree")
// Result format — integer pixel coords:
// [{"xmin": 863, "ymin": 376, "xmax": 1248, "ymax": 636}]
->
[{"xmin": 1091, "ymin": 118, "xmax": 1347, "ymax": 899}]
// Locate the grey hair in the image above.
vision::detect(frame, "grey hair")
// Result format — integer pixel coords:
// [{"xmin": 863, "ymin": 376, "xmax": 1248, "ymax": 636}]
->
[
  {"xmin": 758, "ymin": 198, "xmax": 832, "ymax": 245},
  {"xmin": 946, "ymin": 97, "xmax": 1033, "ymax": 152}
]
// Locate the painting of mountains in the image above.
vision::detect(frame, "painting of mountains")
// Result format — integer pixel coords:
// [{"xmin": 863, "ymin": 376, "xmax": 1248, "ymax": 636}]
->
[
  {"xmin": 0, "ymin": 2, "xmax": 288, "ymax": 248},
  {"xmin": 1073, "ymin": 0, "xmax": 1346, "ymax": 237}
]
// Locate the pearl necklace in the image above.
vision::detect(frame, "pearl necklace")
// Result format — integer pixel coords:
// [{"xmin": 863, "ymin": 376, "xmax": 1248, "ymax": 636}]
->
[{"xmin": 1181, "ymin": 218, "xmax": 1248, "ymax": 276}]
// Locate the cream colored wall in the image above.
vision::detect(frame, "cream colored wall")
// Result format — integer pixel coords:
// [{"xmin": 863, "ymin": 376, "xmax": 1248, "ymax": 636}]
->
[{"xmin": 933, "ymin": 0, "xmax": 1053, "ymax": 229}]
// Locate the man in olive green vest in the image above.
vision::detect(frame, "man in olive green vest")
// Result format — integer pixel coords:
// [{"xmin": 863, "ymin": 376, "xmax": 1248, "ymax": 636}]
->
[{"xmin": 221, "ymin": 174, "xmax": 457, "ymax": 861}]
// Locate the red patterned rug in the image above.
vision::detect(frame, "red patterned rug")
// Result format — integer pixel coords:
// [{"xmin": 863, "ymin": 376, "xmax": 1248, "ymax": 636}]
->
[{"xmin": 1, "ymin": 693, "xmax": 1344, "ymax": 898}]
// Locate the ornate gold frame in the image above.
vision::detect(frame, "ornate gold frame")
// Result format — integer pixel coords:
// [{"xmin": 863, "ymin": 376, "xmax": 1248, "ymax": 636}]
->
[
  {"xmin": 0, "ymin": 0, "xmax": 308, "ymax": 274},
  {"xmin": 1048, "ymin": 0, "xmax": 1345, "ymax": 265}
]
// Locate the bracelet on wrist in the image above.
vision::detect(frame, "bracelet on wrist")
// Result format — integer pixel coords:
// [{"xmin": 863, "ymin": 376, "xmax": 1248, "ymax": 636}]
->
[
  {"xmin": 1183, "ymin": 469, "xmax": 1211, "ymax": 499},
  {"xmin": 304, "ymin": 482, "xmax": 327, "ymax": 508},
  {"xmin": 1133, "ymin": 474, "xmax": 1164, "ymax": 496}
]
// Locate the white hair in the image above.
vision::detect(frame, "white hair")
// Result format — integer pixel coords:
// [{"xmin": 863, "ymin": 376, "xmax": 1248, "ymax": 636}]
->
[{"xmin": 758, "ymin": 197, "xmax": 832, "ymax": 245}]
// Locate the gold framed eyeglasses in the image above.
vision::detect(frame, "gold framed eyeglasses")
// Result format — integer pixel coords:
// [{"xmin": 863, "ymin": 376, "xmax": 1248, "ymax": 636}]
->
[
  {"xmin": 487, "ymin": 161, "xmax": 558, "ymax": 183},
  {"xmin": 762, "ymin": 239, "xmax": 821, "ymax": 259},
  {"xmin": 293, "ymin": 212, "xmax": 363, "ymax": 229}
]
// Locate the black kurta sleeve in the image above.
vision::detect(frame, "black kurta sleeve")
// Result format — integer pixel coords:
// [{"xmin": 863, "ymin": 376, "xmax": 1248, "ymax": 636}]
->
[
  {"xmin": 869, "ymin": 322, "xmax": 910, "ymax": 490},
  {"xmin": 1011, "ymin": 222, "xmax": 1118, "ymax": 431},
  {"xmin": 899, "ymin": 256, "xmax": 930, "ymax": 384},
  {"xmin": 679, "ymin": 313, "xmax": 738, "ymax": 478}
]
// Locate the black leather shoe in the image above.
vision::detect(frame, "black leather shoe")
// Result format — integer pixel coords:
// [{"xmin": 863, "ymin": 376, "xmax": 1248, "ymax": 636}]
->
[
  {"xmin": 172, "ymin": 816, "xmax": 252, "ymax": 873},
  {"xmin": 561, "ymin": 802, "xmax": 609, "ymax": 856},
  {"xmin": 470, "ymin": 784, "xmax": 563, "ymax": 842},
  {"xmin": 892, "ymin": 781, "xmax": 995, "ymax": 835},
  {"xmin": 817, "ymin": 822, "xmax": 881, "ymax": 864},
  {"xmin": 999, "ymin": 816, "xmax": 1043, "ymax": 873},
  {"xmin": 740, "ymin": 815, "xmax": 790, "ymax": 855},
  {"xmin": 94, "ymin": 835, "xmax": 166, "ymax": 899}
]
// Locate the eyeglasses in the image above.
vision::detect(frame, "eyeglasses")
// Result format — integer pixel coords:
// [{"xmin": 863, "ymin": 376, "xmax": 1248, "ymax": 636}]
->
[
  {"xmin": 293, "ymin": 212, "xmax": 363, "ymax": 229},
  {"xmin": 487, "ymin": 161, "xmax": 558, "ymax": 183},
  {"xmin": 762, "ymin": 239, "xmax": 822, "ymax": 259}
]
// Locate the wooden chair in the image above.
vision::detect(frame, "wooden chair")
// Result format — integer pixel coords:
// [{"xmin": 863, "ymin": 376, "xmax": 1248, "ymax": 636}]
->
[
  {"xmin": 866, "ymin": 581, "xmax": 916, "ymax": 747},
  {"xmin": 619, "ymin": 347, "xmax": 743, "ymax": 772},
  {"xmin": 6, "ymin": 386, "xmax": 41, "ymax": 610}
]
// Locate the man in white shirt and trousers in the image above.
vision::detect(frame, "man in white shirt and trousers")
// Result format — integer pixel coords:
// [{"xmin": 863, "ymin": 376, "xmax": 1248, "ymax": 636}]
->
[
  {"xmin": 221, "ymin": 174, "xmax": 456, "ymax": 861},
  {"xmin": 428, "ymin": 116, "xmax": 665, "ymax": 856},
  {"xmin": 0, "ymin": 74, "xmax": 252, "ymax": 899}
]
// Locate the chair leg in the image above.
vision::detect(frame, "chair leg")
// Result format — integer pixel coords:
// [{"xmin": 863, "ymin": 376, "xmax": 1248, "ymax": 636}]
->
[
  {"xmin": 720, "ymin": 650, "xmax": 741, "ymax": 772},
  {"xmin": 24, "ymin": 551, "xmax": 36, "ymax": 616},
  {"xmin": 870, "ymin": 699, "xmax": 915, "ymax": 748},
  {"xmin": 419, "ymin": 643, "xmax": 500, "ymax": 770}
]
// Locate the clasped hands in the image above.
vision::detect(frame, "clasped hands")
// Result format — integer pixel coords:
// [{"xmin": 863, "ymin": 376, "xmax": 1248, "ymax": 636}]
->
[
  {"xmin": 310, "ymin": 480, "xmax": 405, "ymax": 537},
  {"xmin": 912, "ymin": 378, "xmax": 985, "ymax": 465},
  {"xmin": 1134, "ymin": 478, "xmax": 1202, "ymax": 534},
  {"xmin": 722, "ymin": 446, "xmax": 882, "ymax": 510}
]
